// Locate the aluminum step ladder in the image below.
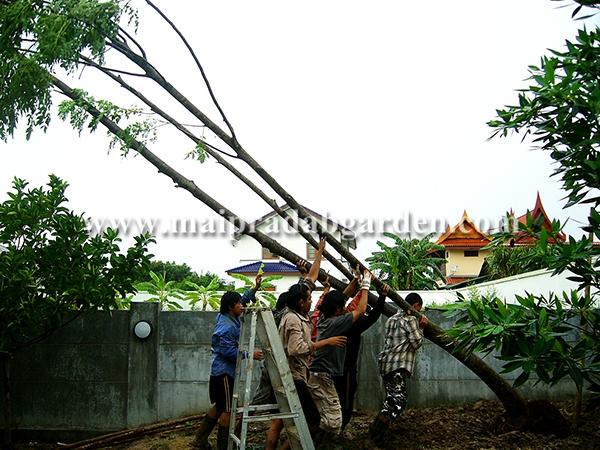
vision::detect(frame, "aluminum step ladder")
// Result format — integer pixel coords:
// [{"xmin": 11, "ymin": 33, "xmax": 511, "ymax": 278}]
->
[{"xmin": 228, "ymin": 306, "xmax": 315, "ymax": 450}]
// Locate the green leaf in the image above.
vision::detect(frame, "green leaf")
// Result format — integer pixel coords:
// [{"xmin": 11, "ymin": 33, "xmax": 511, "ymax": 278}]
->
[{"xmin": 513, "ymin": 371, "xmax": 530, "ymax": 388}]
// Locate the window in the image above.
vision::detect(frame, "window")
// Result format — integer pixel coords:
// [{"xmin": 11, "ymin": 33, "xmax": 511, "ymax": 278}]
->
[
  {"xmin": 306, "ymin": 243, "xmax": 317, "ymax": 260},
  {"xmin": 464, "ymin": 250, "xmax": 479, "ymax": 257},
  {"xmin": 262, "ymin": 246, "xmax": 277, "ymax": 260}
]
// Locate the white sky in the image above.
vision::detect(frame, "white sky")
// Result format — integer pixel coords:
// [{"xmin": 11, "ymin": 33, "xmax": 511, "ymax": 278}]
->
[{"xmin": 1, "ymin": 1, "xmax": 598, "ymax": 277}]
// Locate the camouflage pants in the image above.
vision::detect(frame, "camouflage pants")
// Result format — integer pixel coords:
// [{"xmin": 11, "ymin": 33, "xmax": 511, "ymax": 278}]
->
[{"xmin": 380, "ymin": 369, "xmax": 409, "ymax": 421}]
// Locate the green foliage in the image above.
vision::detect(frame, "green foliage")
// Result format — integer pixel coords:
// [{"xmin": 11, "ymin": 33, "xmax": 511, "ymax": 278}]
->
[
  {"xmin": 488, "ymin": 27, "xmax": 600, "ymax": 208},
  {"xmin": 482, "ymin": 226, "xmax": 553, "ymax": 280},
  {"xmin": 185, "ymin": 141, "xmax": 209, "ymax": 163},
  {"xmin": 366, "ymin": 232, "xmax": 446, "ymax": 290},
  {"xmin": 0, "ymin": 176, "xmax": 154, "ymax": 352},
  {"xmin": 0, "ymin": 0, "xmax": 133, "ymax": 140},
  {"xmin": 228, "ymin": 273, "xmax": 281, "ymax": 308},
  {"xmin": 135, "ymin": 270, "xmax": 184, "ymax": 311},
  {"xmin": 134, "ymin": 261, "xmax": 232, "ymax": 310},
  {"xmin": 57, "ymin": 89, "xmax": 156, "ymax": 155},
  {"xmin": 445, "ymin": 291, "xmax": 599, "ymax": 392},
  {"xmin": 184, "ymin": 277, "xmax": 222, "ymax": 311},
  {"xmin": 483, "ymin": 246, "xmax": 545, "ymax": 280},
  {"xmin": 137, "ymin": 260, "xmax": 232, "ymax": 291},
  {"xmin": 467, "ymin": 12, "xmax": 600, "ymax": 399}
]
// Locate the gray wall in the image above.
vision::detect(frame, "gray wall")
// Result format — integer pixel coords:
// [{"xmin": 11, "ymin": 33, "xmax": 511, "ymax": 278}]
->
[{"xmin": 1, "ymin": 303, "xmax": 577, "ymax": 439}]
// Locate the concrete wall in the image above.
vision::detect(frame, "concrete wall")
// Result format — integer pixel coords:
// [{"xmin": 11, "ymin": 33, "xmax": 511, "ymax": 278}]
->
[{"xmin": 2, "ymin": 305, "xmax": 578, "ymax": 440}]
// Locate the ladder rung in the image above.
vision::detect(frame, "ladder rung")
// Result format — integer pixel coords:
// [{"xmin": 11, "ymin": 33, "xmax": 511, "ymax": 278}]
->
[
  {"xmin": 236, "ymin": 403, "xmax": 279, "ymax": 413},
  {"xmin": 243, "ymin": 412, "xmax": 299, "ymax": 423},
  {"xmin": 230, "ymin": 434, "xmax": 241, "ymax": 445}
]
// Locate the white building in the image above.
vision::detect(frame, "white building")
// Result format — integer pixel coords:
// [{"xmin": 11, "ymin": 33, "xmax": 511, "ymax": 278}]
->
[{"xmin": 226, "ymin": 205, "xmax": 356, "ymax": 296}]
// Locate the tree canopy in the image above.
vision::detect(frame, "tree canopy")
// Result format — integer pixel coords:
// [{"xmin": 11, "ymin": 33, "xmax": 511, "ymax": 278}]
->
[
  {"xmin": 450, "ymin": 6, "xmax": 600, "ymax": 422},
  {"xmin": 0, "ymin": 175, "xmax": 153, "ymax": 353}
]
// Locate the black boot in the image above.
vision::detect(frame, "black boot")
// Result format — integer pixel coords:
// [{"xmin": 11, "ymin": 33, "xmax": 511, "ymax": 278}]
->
[
  {"xmin": 369, "ymin": 414, "xmax": 389, "ymax": 445},
  {"xmin": 192, "ymin": 414, "xmax": 217, "ymax": 449},
  {"xmin": 217, "ymin": 425, "xmax": 230, "ymax": 450}
]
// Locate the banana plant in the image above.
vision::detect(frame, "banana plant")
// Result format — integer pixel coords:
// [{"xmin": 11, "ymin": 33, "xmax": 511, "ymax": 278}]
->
[
  {"xmin": 228, "ymin": 272, "xmax": 282, "ymax": 308},
  {"xmin": 184, "ymin": 276, "xmax": 222, "ymax": 311},
  {"xmin": 135, "ymin": 270, "xmax": 184, "ymax": 311}
]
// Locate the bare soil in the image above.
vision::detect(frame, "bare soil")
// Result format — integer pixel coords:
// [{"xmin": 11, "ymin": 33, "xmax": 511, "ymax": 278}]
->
[{"xmin": 16, "ymin": 399, "xmax": 600, "ymax": 450}]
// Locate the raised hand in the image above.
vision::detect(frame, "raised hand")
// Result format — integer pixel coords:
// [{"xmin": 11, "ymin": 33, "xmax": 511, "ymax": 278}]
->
[
  {"xmin": 360, "ymin": 269, "xmax": 372, "ymax": 290},
  {"xmin": 254, "ymin": 274, "xmax": 263, "ymax": 291},
  {"xmin": 317, "ymin": 236, "xmax": 326, "ymax": 255},
  {"xmin": 297, "ymin": 260, "xmax": 308, "ymax": 276}
]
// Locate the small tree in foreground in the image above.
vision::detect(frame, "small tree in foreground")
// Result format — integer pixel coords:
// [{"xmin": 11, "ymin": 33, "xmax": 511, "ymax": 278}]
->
[
  {"xmin": 445, "ymin": 290, "xmax": 599, "ymax": 424},
  {"xmin": 229, "ymin": 272, "xmax": 281, "ymax": 308},
  {"xmin": 0, "ymin": 175, "xmax": 153, "ymax": 447},
  {"xmin": 452, "ymin": 9, "xmax": 600, "ymax": 425},
  {"xmin": 0, "ymin": 175, "xmax": 153, "ymax": 353},
  {"xmin": 184, "ymin": 277, "xmax": 223, "ymax": 311}
]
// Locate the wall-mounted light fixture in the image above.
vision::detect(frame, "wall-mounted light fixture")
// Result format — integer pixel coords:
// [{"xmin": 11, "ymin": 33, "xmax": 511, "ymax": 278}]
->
[{"xmin": 133, "ymin": 320, "xmax": 152, "ymax": 340}]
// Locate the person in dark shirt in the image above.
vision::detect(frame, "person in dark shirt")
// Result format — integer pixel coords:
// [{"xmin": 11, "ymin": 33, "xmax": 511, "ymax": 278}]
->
[
  {"xmin": 308, "ymin": 270, "xmax": 371, "ymax": 439},
  {"xmin": 334, "ymin": 283, "xmax": 389, "ymax": 430},
  {"xmin": 311, "ymin": 270, "xmax": 389, "ymax": 431}
]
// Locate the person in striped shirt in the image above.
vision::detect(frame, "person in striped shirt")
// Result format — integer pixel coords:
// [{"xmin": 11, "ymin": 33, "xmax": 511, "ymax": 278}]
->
[{"xmin": 369, "ymin": 292, "xmax": 428, "ymax": 442}]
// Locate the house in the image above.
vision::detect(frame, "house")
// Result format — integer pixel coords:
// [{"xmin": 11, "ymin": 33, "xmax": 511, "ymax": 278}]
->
[
  {"xmin": 435, "ymin": 210, "xmax": 491, "ymax": 285},
  {"xmin": 511, "ymin": 192, "xmax": 567, "ymax": 245},
  {"xmin": 437, "ymin": 193, "xmax": 567, "ymax": 285},
  {"xmin": 226, "ymin": 205, "xmax": 356, "ymax": 293}
]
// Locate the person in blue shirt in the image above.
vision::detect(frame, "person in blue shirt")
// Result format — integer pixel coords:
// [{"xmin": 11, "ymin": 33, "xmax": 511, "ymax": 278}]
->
[{"xmin": 193, "ymin": 275, "xmax": 263, "ymax": 450}]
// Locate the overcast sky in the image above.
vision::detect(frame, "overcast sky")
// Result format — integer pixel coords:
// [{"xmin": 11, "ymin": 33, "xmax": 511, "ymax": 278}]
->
[{"xmin": 1, "ymin": 1, "xmax": 598, "ymax": 277}]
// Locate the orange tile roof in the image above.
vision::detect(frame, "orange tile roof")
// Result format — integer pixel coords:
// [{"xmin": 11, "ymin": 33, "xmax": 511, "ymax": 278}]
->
[
  {"xmin": 443, "ymin": 238, "xmax": 491, "ymax": 248},
  {"xmin": 446, "ymin": 276, "xmax": 476, "ymax": 285},
  {"xmin": 436, "ymin": 210, "xmax": 491, "ymax": 248},
  {"xmin": 514, "ymin": 192, "xmax": 566, "ymax": 243}
]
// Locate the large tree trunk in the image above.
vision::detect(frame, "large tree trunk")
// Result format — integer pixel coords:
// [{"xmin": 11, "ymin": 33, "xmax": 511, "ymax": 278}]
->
[{"xmin": 52, "ymin": 76, "xmax": 529, "ymax": 421}]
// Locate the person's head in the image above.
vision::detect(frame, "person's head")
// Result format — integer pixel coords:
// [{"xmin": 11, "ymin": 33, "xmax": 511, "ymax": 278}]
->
[
  {"xmin": 406, "ymin": 292, "xmax": 423, "ymax": 312},
  {"xmin": 220, "ymin": 291, "xmax": 243, "ymax": 317},
  {"xmin": 318, "ymin": 290, "xmax": 346, "ymax": 318},
  {"xmin": 286, "ymin": 283, "xmax": 312, "ymax": 314},
  {"xmin": 275, "ymin": 291, "xmax": 289, "ymax": 312}
]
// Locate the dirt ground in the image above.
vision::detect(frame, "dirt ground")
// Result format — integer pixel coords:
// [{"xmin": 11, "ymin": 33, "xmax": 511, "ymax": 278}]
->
[{"xmin": 17, "ymin": 399, "xmax": 600, "ymax": 450}]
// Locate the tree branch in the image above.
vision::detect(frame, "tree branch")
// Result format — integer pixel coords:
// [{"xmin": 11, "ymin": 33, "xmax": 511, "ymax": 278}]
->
[
  {"xmin": 118, "ymin": 25, "xmax": 147, "ymax": 59},
  {"xmin": 78, "ymin": 54, "xmax": 353, "ymax": 279},
  {"xmin": 144, "ymin": 0, "xmax": 238, "ymax": 142}
]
